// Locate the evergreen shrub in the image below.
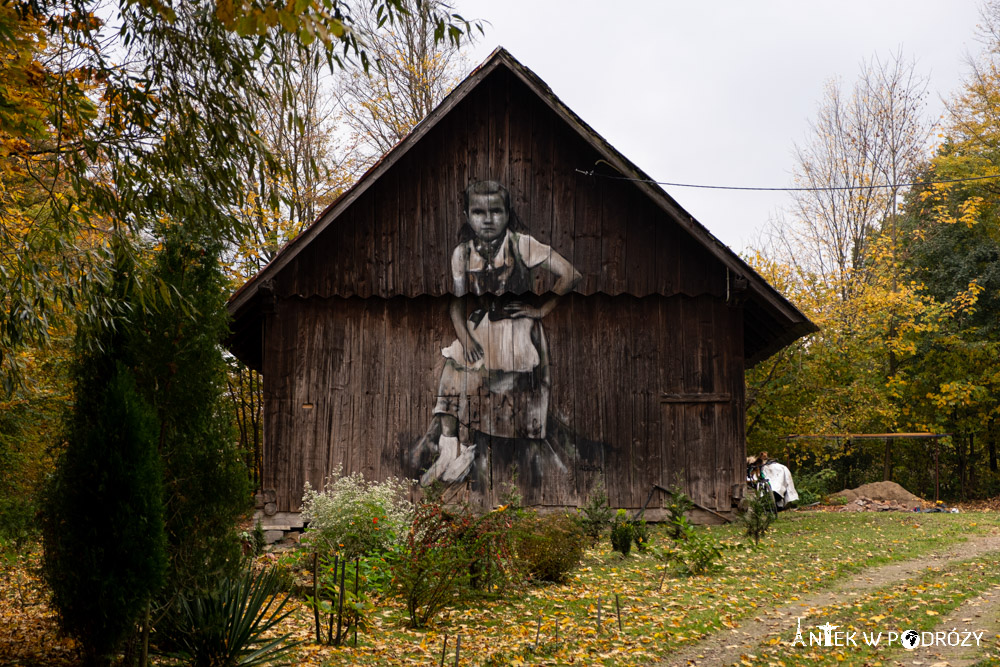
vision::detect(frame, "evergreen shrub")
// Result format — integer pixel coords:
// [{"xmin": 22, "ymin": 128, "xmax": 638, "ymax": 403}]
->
[
  {"xmin": 43, "ymin": 358, "xmax": 167, "ymax": 664},
  {"xmin": 610, "ymin": 509, "xmax": 634, "ymax": 557},
  {"xmin": 576, "ymin": 479, "xmax": 612, "ymax": 545}
]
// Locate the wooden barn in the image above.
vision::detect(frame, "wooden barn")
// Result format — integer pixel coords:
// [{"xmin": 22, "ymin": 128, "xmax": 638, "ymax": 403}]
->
[{"xmin": 226, "ymin": 48, "xmax": 815, "ymax": 529}]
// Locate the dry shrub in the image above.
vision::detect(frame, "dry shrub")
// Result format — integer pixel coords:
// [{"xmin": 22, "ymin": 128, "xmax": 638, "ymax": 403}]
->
[{"xmin": 516, "ymin": 512, "xmax": 586, "ymax": 583}]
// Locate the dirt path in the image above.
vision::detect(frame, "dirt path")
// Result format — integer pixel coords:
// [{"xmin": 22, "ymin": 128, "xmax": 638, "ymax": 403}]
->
[
  {"xmin": 897, "ymin": 583, "xmax": 1000, "ymax": 666},
  {"xmin": 657, "ymin": 533, "xmax": 1000, "ymax": 667}
]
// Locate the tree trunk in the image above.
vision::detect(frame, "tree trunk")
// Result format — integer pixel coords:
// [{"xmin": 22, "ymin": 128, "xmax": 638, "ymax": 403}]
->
[{"xmin": 989, "ymin": 419, "xmax": 998, "ymax": 473}]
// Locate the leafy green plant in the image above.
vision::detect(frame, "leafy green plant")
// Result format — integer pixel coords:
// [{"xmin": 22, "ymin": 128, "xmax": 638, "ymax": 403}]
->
[
  {"xmin": 794, "ymin": 468, "xmax": 838, "ymax": 505},
  {"xmin": 663, "ymin": 485, "xmax": 695, "ymax": 541},
  {"xmin": 465, "ymin": 507, "xmax": 521, "ymax": 595},
  {"xmin": 659, "ymin": 488, "xmax": 725, "ymax": 576},
  {"xmin": 239, "ymin": 521, "xmax": 267, "ymax": 557},
  {"xmin": 666, "ymin": 519, "xmax": 724, "ymax": 576},
  {"xmin": 155, "ymin": 566, "xmax": 300, "ymax": 667},
  {"xmin": 301, "ymin": 469, "xmax": 412, "ymax": 644},
  {"xmin": 632, "ymin": 516, "xmax": 650, "ymax": 552},
  {"xmin": 740, "ymin": 485, "xmax": 777, "ymax": 546},
  {"xmin": 610, "ymin": 509, "xmax": 634, "ymax": 557},
  {"xmin": 516, "ymin": 512, "xmax": 586, "ymax": 583},
  {"xmin": 577, "ymin": 479, "xmax": 613, "ymax": 545}
]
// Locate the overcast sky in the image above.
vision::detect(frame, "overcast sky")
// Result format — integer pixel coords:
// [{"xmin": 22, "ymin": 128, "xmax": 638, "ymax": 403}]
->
[{"xmin": 456, "ymin": 0, "xmax": 985, "ymax": 252}]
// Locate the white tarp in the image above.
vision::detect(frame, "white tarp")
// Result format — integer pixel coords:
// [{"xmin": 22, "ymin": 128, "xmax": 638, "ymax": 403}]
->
[{"xmin": 761, "ymin": 461, "xmax": 799, "ymax": 507}]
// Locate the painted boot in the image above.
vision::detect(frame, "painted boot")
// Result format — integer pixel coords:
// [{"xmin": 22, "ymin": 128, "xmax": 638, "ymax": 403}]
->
[
  {"xmin": 440, "ymin": 443, "xmax": 476, "ymax": 484},
  {"xmin": 420, "ymin": 435, "xmax": 461, "ymax": 486}
]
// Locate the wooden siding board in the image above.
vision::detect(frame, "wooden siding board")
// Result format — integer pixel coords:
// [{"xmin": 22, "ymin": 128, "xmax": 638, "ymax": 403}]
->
[
  {"xmin": 508, "ymin": 78, "xmax": 532, "ymax": 241},
  {"xmin": 529, "ymin": 98, "xmax": 554, "ymax": 254},
  {"xmin": 573, "ymin": 175, "xmax": 602, "ymax": 296},
  {"xmin": 730, "ymin": 304, "xmax": 747, "ymax": 508},
  {"xmin": 551, "ymin": 124, "xmax": 578, "ymax": 278},
  {"xmin": 468, "ymin": 73, "xmax": 490, "ymax": 183},
  {"xmin": 626, "ymin": 194, "xmax": 657, "ymax": 297},
  {"xmin": 437, "ymin": 105, "xmax": 463, "ymax": 296},
  {"xmin": 600, "ymin": 180, "xmax": 627, "ymax": 295},
  {"xmin": 375, "ymin": 169, "xmax": 393, "ymax": 297},
  {"xmin": 488, "ymin": 70, "xmax": 510, "ymax": 185},
  {"xmin": 713, "ymin": 304, "xmax": 731, "ymax": 510},
  {"xmin": 638, "ymin": 297, "xmax": 661, "ymax": 503},
  {"xmin": 571, "ymin": 295, "xmax": 601, "ymax": 492}
]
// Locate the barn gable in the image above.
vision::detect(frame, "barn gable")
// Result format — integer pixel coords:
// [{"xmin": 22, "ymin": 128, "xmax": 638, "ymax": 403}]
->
[
  {"xmin": 228, "ymin": 48, "xmax": 814, "ymax": 370},
  {"xmin": 226, "ymin": 48, "xmax": 816, "ymax": 519}
]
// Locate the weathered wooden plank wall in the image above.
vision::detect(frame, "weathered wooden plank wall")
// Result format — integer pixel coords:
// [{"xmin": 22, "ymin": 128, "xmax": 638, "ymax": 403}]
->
[
  {"xmin": 253, "ymin": 61, "xmax": 752, "ymax": 517},
  {"xmin": 261, "ymin": 294, "xmax": 745, "ymax": 513},
  {"xmin": 276, "ymin": 67, "xmax": 726, "ymax": 303}
]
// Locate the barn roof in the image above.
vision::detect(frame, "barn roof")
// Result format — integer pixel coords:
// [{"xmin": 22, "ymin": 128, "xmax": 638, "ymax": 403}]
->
[{"xmin": 227, "ymin": 47, "xmax": 816, "ymax": 368}]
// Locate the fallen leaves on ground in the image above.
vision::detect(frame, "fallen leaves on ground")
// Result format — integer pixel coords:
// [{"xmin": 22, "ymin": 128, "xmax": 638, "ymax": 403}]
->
[
  {"xmin": 0, "ymin": 547, "xmax": 82, "ymax": 666},
  {"xmin": 2, "ymin": 511, "xmax": 999, "ymax": 666}
]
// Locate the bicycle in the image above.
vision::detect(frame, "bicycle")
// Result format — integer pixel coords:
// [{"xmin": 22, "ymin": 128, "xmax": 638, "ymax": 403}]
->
[{"xmin": 746, "ymin": 460, "xmax": 779, "ymax": 516}]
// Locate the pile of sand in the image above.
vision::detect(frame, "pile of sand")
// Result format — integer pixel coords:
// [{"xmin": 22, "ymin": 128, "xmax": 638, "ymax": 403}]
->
[{"xmin": 830, "ymin": 481, "xmax": 924, "ymax": 509}]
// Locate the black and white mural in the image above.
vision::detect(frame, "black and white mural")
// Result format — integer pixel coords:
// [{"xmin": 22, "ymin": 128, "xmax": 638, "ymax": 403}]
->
[{"xmin": 410, "ymin": 180, "xmax": 583, "ymax": 489}]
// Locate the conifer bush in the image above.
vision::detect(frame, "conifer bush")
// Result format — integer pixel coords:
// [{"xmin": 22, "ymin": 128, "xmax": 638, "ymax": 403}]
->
[
  {"xmin": 610, "ymin": 509, "xmax": 634, "ymax": 557},
  {"xmin": 740, "ymin": 485, "xmax": 777, "ymax": 546},
  {"xmin": 43, "ymin": 353, "xmax": 167, "ymax": 664},
  {"xmin": 664, "ymin": 485, "xmax": 695, "ymax": 541},
  {"xmin": 576, "ymin": 479, "xmax": 613, "ymax": 545},
  {"xmin": 132, "ymin": 225, "xmax": 251, "ymax": 593}
]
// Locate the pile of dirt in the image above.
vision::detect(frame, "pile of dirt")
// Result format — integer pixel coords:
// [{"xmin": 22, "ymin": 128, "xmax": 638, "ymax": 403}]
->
[{"xmin": 830, "ymin": 481, "xmax": 924, "ymax": 510}]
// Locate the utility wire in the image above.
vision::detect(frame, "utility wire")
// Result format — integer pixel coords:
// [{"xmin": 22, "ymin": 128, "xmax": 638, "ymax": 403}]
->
[{"xmin": 574, "ymin": 167, "xmax": 1000, "ymax": 193}]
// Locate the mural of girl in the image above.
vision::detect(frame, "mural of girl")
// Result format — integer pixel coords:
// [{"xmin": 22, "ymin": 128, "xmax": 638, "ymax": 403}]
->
[{"xmin": 417, "ymin": 180, "xmax": 582, "ymax": 486}]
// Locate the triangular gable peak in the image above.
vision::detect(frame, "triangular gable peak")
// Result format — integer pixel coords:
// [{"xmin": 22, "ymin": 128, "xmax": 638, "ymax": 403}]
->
[{"xmin": 228, "ymin": 48, "xmax": 815, "ymax": 367}]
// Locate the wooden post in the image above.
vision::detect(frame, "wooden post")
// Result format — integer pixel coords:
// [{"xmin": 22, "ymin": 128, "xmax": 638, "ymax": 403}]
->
[
  {"xmin": 353, "ymin": 557, "xmax": 359, "ymax": 647},
  {"xmin": 534, "ymin": 617, "xmax": 541, "ymax": 651},
  {"xmin": 335, "ymin": 558, "xmax": 346, "ymax": 645},
  {"xmin": 327, "ymin": 605, "xmax": 334, "ymax": 645},
  {"xmin": 327, "ymin": 555, "xmax": 338, "ymax": 644},
  {"xmin": 596, "ymin": 595, "xmax": 602, "ymax": 633},
  {"xmin": 439, "ymin": 635, "xmax": 448, "ymax": 667},
  {"xmin": 454, "ymin": 634, "xmax": 461, "ymax": 666},
  {"xmin": 140, "ymin": 600, "xmax": 150, "ymax": 667},
  {"xmin": 312, "ymin": 552, "xmax": 321, "ymax": 643},
  {"xmin": 935, "ymin": 438, "xmax": 940, "ymax": 503},
  {"xmin": 615, "ymin": 594, "xmax": 623, "ymax": 632}
]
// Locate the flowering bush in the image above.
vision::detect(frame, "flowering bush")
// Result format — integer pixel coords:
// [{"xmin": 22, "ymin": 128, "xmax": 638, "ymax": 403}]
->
[
  {"xmin": 300, "ymin": 467, "xmax": 412, "ymax": 559},
  {"xmin": 393, "ymin": 499, "xmax": 520, "ymax": 628}
]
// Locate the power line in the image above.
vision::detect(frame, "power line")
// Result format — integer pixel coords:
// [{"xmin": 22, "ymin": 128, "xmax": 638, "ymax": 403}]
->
[{"xmin": 574, "ymin": 168, "xmax": 1000, "ymax": 193}]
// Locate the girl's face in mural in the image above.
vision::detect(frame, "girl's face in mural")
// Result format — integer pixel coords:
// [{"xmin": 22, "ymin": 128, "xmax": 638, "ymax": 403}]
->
[{"xmin": 466, "ymin": 193, "xmax": 509, "ymax": 242}]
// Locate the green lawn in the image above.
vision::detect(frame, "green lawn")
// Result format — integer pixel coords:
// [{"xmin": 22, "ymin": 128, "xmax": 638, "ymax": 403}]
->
[
  {"xmin": 743, "ymin": 555, "xmax": 1000, "ymax": 666},
  {"xmin": 274, "ymin": 510, "xmax": 1000, "ymax": 666}
]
